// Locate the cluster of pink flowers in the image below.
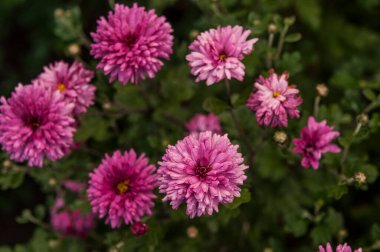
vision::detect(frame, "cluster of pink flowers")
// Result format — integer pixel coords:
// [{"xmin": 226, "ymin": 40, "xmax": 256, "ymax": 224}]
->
[
  {"xmin": 51, "ymin": 181, "xmax": 95, "ymax": 238},
  {"xmin": 0, "ymin": 60, "xmax": 95, "ymax": 167},
  {"xmin": 319, "ymin": 243, "xmax": 362, "ymax": 252}
]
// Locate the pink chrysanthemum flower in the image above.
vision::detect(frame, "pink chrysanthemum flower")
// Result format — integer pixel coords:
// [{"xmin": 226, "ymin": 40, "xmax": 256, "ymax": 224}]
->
[
  {"xmin": 51, "ymin": 198, "xmax": 95, "ymax": 238},
  {"xmin": 186, "ymin": 25, "xmax": 258, "ymax": 85},
  {"xmin": 87, "ymin": 150, "xmax": 157, "ymax": 228},
  {"xmin": 0, "ymin": 83, "xmax": 76, "ymax": 167},
  {"xmin": 185, "ymin": 113, "xmax": 222, "ymax": 134},
  {"xmin": 63, "ymin": 180, "xmax": 85, "ymax": 193},
  {"xmin": 90, "ymin": 3, "xmax": 173, "ymax": 84},
  {"xmin": 37, "ymin": 60, "xmax": 96, "ymax": 115},
  {"xmin": 318, "ymin": 242, "xmax": 362, "ymax": 252},
  {"xmin": 158, "ymin": 131, "xmax": 248, "ymax": 218},
  {"xmin": 293, "ymin": 116, "xmax": 341, "ymax": 169},
  {"xmin": 246, "ymin": 70, "xmax": 303, "ymax": 127}
]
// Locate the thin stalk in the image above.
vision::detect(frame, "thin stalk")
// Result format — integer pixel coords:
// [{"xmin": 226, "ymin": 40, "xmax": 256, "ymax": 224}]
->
[
  {"xmin": 224, "ymin": 79, "xmax": 254, "ymax": 166},
  {"xmin": 339, "ymin": 122, "xmax": 362, "ymax": 170},
  {"xmin": 266, "ymin": 32, "xmax": 275, "ymax": 69},
  {"xmin": 313, "ymin": 95, "xmax": 321, "ymax": 117},
  {"xmin": 139, "ymin": 81, "xmax": 153, "ymax": 111},
  {"xmin": 274, "ymin": 24, "xmax": 290, "ymax": 67},
  {"xmin": 108, "ymin": 0, "xmax": 115, "ymax": 8}
]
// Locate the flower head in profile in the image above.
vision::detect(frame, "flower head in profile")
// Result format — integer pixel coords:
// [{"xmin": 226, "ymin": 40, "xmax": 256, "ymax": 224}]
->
[
  {"xmin": 87, "ymin": 150, "xmax": 157, "ymax": 228},
  {"xmin": 186, "ymin": 25, "xmax": 258, "ymax": 85},
  {"xmin": 0, "ymin": 83, "xmax": 76, "ymax": 167},
  {"xmin": 246, "ymin": 70, "xmax": 302, "ymax": 127},
  {"xmin": 158, "ymin": 131, "xmax": 248, "ymax": 218},
  {"xmin": 185, "ymin": 113, "xmax": 222, "ymax": 134},
  {"xmin": 293, "ymin": 116, "xmax": 341, "ymax": 169},
  {"xmin": 51, "ymin": 198, "xmax": 95, "ymax": 238},
  {"xmin": 90, "ymin": 3, "xmax": 173, "ymax": 84},
  {"xmin": 319, "ymin": 242, "xmax": 362, "ymax": 252},
  {"xmin": 37, "ymin": 60, "xmax": 96, "ymax": 115}
]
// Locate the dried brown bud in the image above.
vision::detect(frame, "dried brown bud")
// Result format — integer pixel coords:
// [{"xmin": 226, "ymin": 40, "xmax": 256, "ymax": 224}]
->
[
  {"xmin": 102, "ymin": 102, "xmax": 112, "ymax": 110},
  {"xmin": 263, "ymin": 248, "xmax": 273, "ymax": 252},
  {"xmin": 268, "ymin": 24, "xmax": 277, "ymax": 33},
  {"xmin": 48, "ymin": 178, "xmax": 57, "ymax": 187},
  {"xmin": 187, "ymin": 226, "xmax": 198, "ymax": 239},
  {"xmin": 354, "ymin": 172, "xmax": 366, "ymax": 184},
  {"xmin": 273, "ymin": 131, "xmax": 287, "ymax": 144},
  {"xmin": 356, "ymin": 114, "xmax": 369, "ymax": 125},
  {"xmin": 54, "ymin": 8, "xmax": 64, "ymax": 18},
  {"xmin": 3, "ymin": 160, "xmax": 12, "ymax": 169},
  {"xmin": 316, "ymin": 83, "xmax": 328, "ymax": 97},
  {"xmin": 189, "ymin": 30, "xmax": 199, "ymax": 39},
  {"xmin": 338, "ymin": 228, "xmax": 348, "ymax": 239}
]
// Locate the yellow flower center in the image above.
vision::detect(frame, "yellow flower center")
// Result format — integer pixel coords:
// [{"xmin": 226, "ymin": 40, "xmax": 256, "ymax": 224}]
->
[
  {"xmin": 273, "ymin": 91, "xmax": 281, "ymax": 98},
  {"xmin": 219, "ymin": 54, "xmax": 227, "ymax": 61},
  {"xmin": 116, "ymin": 180, "xmax": 129, "ymax": 194},
  {"xmin": 57, "ymin": 83, "xmax": 66, "ymax": 92}
]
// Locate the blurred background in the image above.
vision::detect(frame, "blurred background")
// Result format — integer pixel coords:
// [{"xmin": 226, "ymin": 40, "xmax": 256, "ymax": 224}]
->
[{"xmin": 1, "ymin": 0, "xmax": 380, "ymax": 251}]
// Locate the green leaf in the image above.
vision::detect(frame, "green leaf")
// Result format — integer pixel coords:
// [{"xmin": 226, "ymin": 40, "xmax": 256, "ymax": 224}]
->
[
  {"xmin": 225, "ymin": 188, "xmax": 251, "ymax": 209},
  {"xmin": 284, "ymin": 214, "xmax": 308, "ymax": 237},
  {"xmin": 75, "ymin": 115, "xmax": 110, "ymax": 142},
  {"xmin": 54, "ymin": 7, "xmax": 83, "ymax": 42},
  {"xmin": 0, "ymin": 169, "xmax": 25, "ymax": 190},
  {"xmin": 295, "ymin": 0, "xmax": 321, "ymax": 30},
  {"xmin": 362, "ymin": 164, "xmax": 378, "ymax": 183},
  {"xmin": 363, "ymin": 88, "xmax": 377, "ymax": 101},
  {"xmin": 203, "ymin": 97, "xmax": 229, "ymax": 114},
  {"xmin": 285, "ymin": 33, "xmax": 302, "ymax": 43}
]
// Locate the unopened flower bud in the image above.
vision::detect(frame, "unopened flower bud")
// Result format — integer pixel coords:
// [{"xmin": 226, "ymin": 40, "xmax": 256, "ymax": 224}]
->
[
  {"xmin": 338, "ymin": 228, "xmax": 348, "ymax": 239},
  {"xmin": 189, "ymin": 30, "xmax": 199, "ymax": 39},
  {"xmin": 48, "ymin": 239, "xmax": 60, "ymax": 248},
  {"xmin": 131, "ymin": 222, "xmax": 148, "ymax": 237},
  {"xmin": 356, "ymin": 114, "xmax": 369, "ymax": 125},
  {"xmin": 263, "ymin": 248, "xmax": 273, "ymax": 252},
  {"xmin": 268, "ymin": 24, "xmax": 277, "ymax": 33},
  {"xmin": 273, "ymin": 131, "xmax": 287, "ymax": 144},
  {"xmin": 187, "ymin": 226, "xmax": 198, "ymax": 239},
  {"xmin": 102, "ymin": 102, "xmax": 112, "ymax": 110},
  {"xmin": 68, "ymin": 43, "xmax": 81, "ymax": 56},
  {"xmin": 253, "ymin": 19, "xmax": 261, "ymax": 26},
  {"xmin": 48, "ymin": 178, "xmax": 57, "ymax": 187},
  {"xmin": 54, "ymin": 8, "xmax": 64, "ymax": 18},
  {"xmin": 3, "ymin": 160, "xmax": 12, "ymax": 169},
  {"xmin": 354, "ymin": 172, "xmax": 366, "ymax": 184},
  {"xmin": 316, "ymin": 83, "xmax": 328, "ymax": 97}
]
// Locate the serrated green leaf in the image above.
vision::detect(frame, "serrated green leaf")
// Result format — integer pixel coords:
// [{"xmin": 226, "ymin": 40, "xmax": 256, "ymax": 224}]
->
[
  {"xmin": 363, "ymin": 89, "xmax": 377, "ymax": 101},
  {"xmin": 285, "ymin": 33, "xmax": 302, "ymax": 43}
]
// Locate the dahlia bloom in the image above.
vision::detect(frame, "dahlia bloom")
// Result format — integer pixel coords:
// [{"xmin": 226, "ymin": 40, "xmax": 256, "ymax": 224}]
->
[
  {"xmin": 0, "ymin": 83, "xmax": 76, "ymax": 167},
  {"xmin": 186, "ymin": 25, "xmax": 258, "ymax": 85},
  {"xmin": 246, "ymin": 70, "xmax": 302, "ymax": 127},
  {"xmin": 318, "ymin": 243, "xmax": 362, "ymax": 252},
  {"xmin": 185, "ymin": 113, "xmax": 222, "ymax": 134},
  {"xmin": 51, "ymin": 197, "xmax": 95, "ymax": 238},
  {"xmin": 87, "ymin": 150, "xmax": 157, "ymax": 228},
  {"xmin": 90, "ymin": 3, "xmax": 173, "ymax": 84},
  {"xmin": 293, "ymin": 116, "xmax": 341, "ymax": 169},
  {"xmin": 158, "ymin": 131, "xmax": 248, "ymax": 218},
  {"xmin": 37, "ymin": 60, "xmax": 96, "ymax": 115}
]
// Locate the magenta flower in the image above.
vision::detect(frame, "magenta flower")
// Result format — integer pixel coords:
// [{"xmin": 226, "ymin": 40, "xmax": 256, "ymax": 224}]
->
[
  {"xmin": 158, "ymin": 131, "xmax": 248, "ymax": 218},
  {"xmin": 0, "ymin": 83, "xmax": 76, "ymax": 167},
  {"xmin": 293, "ymin": 116, "xmax": 341, "ymax": 169},
  {"xmin": 319, "ymin": 243, "xmax": 362, "ymax": 252},
  {"xmin": 185, "ymin": 113, "xmax": 222, "ymax": 134},
  {"xmin": 63, "ymin": 180, "xmax": 85, "ymax": 193},
  {"xmin": 37, "ymin": 60, "xmax": 96, "ymax": 115},
  {"xmin": 246, "ymin": 70, "xmax": 303, "ymax": 127},
  {"xmin": 90, "ymin": 3, "xmax": 173, "ymax": 85},
  {"xmin": 186, "ymin": 25, "xmax": 258, "ymax": 85},
  {"xmin": 51, "ymin": 198, "xmax": 95, "ymax": 238},
  {"xmin": 87, "ymin": 150, "xmax": 157, "ymax": 228}
]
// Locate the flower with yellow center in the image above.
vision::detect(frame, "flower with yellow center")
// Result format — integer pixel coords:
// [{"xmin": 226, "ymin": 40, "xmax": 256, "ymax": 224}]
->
[
  {"xmin": 273, "ymin": 91, "xmax": 280, "ymax": 98},
  {"xmin": 218, "ymin": 54, "xmax": 227, "ymax": 61},
  {"xmin": 116, "ymin": 180, "xmax": 129, "ymax": 194},
  {"xmin": 57, "ymin": 83, "xmax": 66, "ymax": 92}
]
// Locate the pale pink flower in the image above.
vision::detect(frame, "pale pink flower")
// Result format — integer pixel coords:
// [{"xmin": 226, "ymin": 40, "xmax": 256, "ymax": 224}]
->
[
  {"xmin": 186, "ymin": 26, "xmax": 258, "ymax": 85},
  {"xmin": 158, "ymin": 131, "xmax": 248, "ymax": 218},
  {"xmin": 247, "ymin": 70, "xmax": 302, "ymax": 127},
  {"xmin": 318, "ymin": 242, "xmax": 362, "ymax": 252},
  {"xmin": 90, "ymin": 3, "xmax": 173, "ymax": 84},
  {"xmin": 185, "ymin": 113, "xmax": 222, "ymax": 134}
]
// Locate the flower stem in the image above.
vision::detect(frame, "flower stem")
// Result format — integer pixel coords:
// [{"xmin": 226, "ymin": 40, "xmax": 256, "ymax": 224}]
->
[
  {"xmin": 339, "ymin": 122, "xmax": 362, "ymax": 170},
  {"xmin": 266, "ymin": 32, "xmax": 275, "ymax": 69},
  {"xmin": 313, "ymin": 95, "xmax": 321, "ymax": 118},
  {"xmin": 224, "ymin": 79, "xmax": 254, "ymax": 166},
  {"xmin": 108, "ymin": 0, "xmax": 115, "ymax": 8},
  {"xmin": 274, "ymin": 24, "xmax": 290, "ymax": 67}
]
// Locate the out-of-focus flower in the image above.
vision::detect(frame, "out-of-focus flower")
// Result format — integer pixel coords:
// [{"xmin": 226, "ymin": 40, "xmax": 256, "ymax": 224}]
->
[
  {"xmin": 37, "ymin": 60, "xmax": 96, "ymax": 115},
  {"xmin": 87, "ymin": 150, "xmax": 157, "ymax": 228},
  {"xmin": 90, "ymin": 3, "xmax": 173, "ymax": 84},
  {"xmin": 185, "ymin": 113, "xmax": 222, "ymax": 134},
  {"xmin": 247, "ymin": 70, "xmax": 302, "ymax": 127},
  {"xmin": 318, "ymin": 242, "xmax": 362, "ymax": 252},
  {"xmin": 0, "ymin": 83, "xmax": 76, "ymax": 167},
  {"xmin": 130, "ymin": 222, "xmax": 148, "ymax": 237},
  {"xmin": 158, "ymin": 131, "xmax": 248, "ymax": 218},
  {"xmin": 293, "ymin": 116, "xmax": 341, "ymax": 169},
  {"xmin": 186, "ymin": 26, "xmax": 258, "ymax": 85},
  {"xmin": 63, "ymin": 180, "xmax": 85, "ymax": 193},
  {"xmin": 273, "ymin": 131, "xmax": 288, "ymax": 144},
  {"xmin": 354, "ymin": 172, "xmax": 366, "ymax": 184},
  {"xmin": 67, "ymin": 43, "xmax": 81, "ymax": 56},
  {"xmin": 316, "ymin": 83, "xmax": 328, "ymax": 97},
  {"xmin": 51, "ymin": 198, "xmax": 95, "ymax": 238},
  {"xmin": 187, "ymin": 226, "xmax": 199, "ymax": 238}
]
